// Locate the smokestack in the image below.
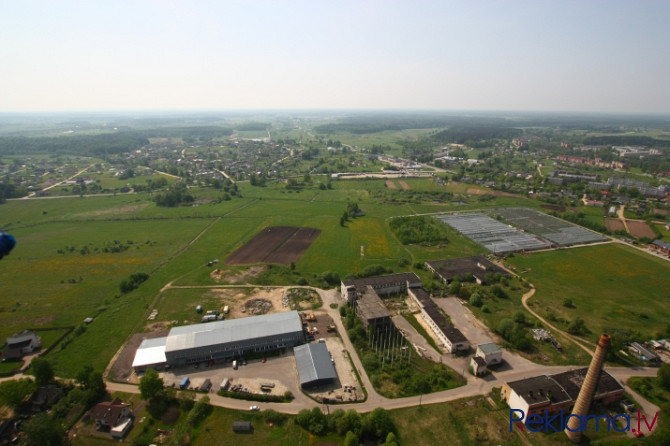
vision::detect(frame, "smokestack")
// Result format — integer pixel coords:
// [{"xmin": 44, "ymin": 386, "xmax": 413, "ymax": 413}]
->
[{"xmin": 564, "ymin": 333, "xmax": 611, "ymax": 442}]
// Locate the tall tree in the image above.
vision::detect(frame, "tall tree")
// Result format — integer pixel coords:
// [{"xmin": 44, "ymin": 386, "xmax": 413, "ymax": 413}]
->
[
  {"xmin": 31, "ymin": 357, "xmax": 54, "ymax": 387},
  {"xmin": 139, "ymin": 369, "xmax": 164, "ymax": 400},
  {"xmin": 21, "ymin": 413, "xmax": 65, "ymax": 446}
]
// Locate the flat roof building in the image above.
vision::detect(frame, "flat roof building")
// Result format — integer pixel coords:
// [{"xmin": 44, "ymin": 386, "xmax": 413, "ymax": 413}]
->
[
  {"xmin": 341, "ymin": 272, "xmax": 421, "ymax": 303},
  {"xmin": 408, "ymin": 288, "xmax": 469, "ymax": 353},
  {"xmin": 476, "ymin": 342, "xmax": 502, "ymax": 365},
  {"xmin": 425, "ymin": 256, "xmax": 509, "ymax": 285},
  {"xmin": 355, "ymin": 286, "xmax": 392, "ymax": 330},
  {"xmin": 502, "ymin": 368, "xmax": 624, "ymax": 422}
]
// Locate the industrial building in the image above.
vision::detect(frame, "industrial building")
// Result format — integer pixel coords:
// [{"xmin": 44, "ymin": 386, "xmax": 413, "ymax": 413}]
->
[
  {"xmin": 355, "ymin": 286, "xmax": 392, "ymax": 330},
  {"xmin": 341, "ymin": 272, "xmax": 422, "ymax": 303},
  {"xmin": 294, "ymin": 342, "xmax": 338, "ymax": 388},
  {"xmin": 425, "ymin": 256, "xmax": 510, "ymax": 285},
  {"xmin": 408, "ymin": 288, "xmax": 469, "ymax": 353},
  {"xmin": 476, "ymin": 342, "xmax": 503, "ymax": 365},
  {"xmin": 132, "ymin": 311, "xmax": 304, "ymax": 372},
  {"xmin": 501, "ymin": 367, "xmax": 624, "ymax": 423}
]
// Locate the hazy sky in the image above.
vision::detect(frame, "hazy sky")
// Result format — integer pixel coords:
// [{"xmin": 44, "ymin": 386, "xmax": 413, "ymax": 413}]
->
[{"xmin": 1, "ymin": 0, "xmax": 669, "ymax": 113}]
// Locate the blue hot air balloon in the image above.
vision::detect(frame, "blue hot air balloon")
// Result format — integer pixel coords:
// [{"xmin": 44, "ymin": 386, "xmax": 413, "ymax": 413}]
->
[{"xmin": 0, "ymin": 232, "xmax": 16, "ymax": 259}]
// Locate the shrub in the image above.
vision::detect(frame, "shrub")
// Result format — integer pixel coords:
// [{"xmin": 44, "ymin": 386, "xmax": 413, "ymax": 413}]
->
[{"xmin": 469, "ymin": 292, "xmax": 483, "ymax": 307}]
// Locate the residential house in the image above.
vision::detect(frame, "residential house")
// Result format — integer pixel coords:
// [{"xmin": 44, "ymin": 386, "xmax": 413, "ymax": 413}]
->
[
  {"xmin": 90, "ymin": 398, "xmax": 133, "ymax": 438},
  {"xmin": 2, "ymin": 330, "xmax": 41, "ymax": 361}
]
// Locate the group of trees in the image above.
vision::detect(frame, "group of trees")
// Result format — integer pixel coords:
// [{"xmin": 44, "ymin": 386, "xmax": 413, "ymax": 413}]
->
[
  {"xmin": 340, "ymin": 202, "xmax": 362, "ymax": 226},
  {"xmin": 152, "ymin": 183, "xmax": 194, "ymax": 207},
  {"xmin": 0, "ymin": 133, "xmax": 150, "ymax": 156},
  {"xmin": 136, "ymin": 369, "xmax": 214, "ymax": 444},
  {"xmin": 389, "ymin": 216, "xmax": 450, "ymax": 245},
  {"xmin": 295, "ymin": 407, "xmax": 397, "ymax": 445},
  {"xmin": 0, "ymin": 182, "xmax": 28, "ymax": 202},
  {"xmin": 496, "ymin": 316, "xmax": 532, "ymax": 351},
  {"xmin": 119, "ymin": 271, "xmax": 149, "ymax": 293},
  {"xmin": 0, "ymin": 359, "xmax": 107, "ymax": 446}
]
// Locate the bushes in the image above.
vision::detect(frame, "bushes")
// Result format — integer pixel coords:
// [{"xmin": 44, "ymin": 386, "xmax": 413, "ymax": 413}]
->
[
  {"xmin": 469, "ymin": 292, "xmax": 483, "ymax": 307},
  {"xmin": 359, "ymin": 264, "xmax": 393, "ymax": 278},
  {"xmin": 496, "ymin": 318, "xmax": 532, "ymax": 351},
  {"xmin": 186, "ymin": 396, "xmax": 211, "ymax": 426},
  {"xmin": 295, "ymin": 406, "xmax": 394, "ymax": 444},
  {"xmin": 218, "ymin": 389, "xmax": 293, "ymax": 403},
  {"xmin": 388, "ymin": 216, "xmax": 450, "ymax": 245},
  {"xmin": 567, "ymin": 317, "xmax": 587, "ymax": 335},
  {"xmin": 119, "ymin": 272, "xmax": 149, "ymax": 293}
]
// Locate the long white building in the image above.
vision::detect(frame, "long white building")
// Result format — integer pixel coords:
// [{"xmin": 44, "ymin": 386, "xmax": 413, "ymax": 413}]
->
[{"xmin": 133, "ymin": 311, "xmax": 304, "ymax": 372}]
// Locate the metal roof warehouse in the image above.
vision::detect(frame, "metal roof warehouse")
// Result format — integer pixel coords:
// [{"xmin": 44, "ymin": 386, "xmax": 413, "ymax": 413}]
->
[
  {"xmin": 294, "ymin": 343, "xmax": 338, "ymax": 388},
  {"xmin": 132, "ymin": 311, "xmax": 304, "ymax": 371}
]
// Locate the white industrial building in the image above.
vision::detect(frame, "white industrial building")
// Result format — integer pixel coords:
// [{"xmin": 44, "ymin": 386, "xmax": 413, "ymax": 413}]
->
[
  {"xmin": 132, "ymin": 311, "xmax": 304, "ymax": 372},
  {"xmin": 476, "ymin": 342, "xmax": 502, "ymax": 365}
]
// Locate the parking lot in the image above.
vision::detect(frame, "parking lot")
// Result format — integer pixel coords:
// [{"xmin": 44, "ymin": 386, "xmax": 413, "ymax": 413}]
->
[{"xmin": 159, "ymin": 351, "xmax": 300, "ymax": 398}]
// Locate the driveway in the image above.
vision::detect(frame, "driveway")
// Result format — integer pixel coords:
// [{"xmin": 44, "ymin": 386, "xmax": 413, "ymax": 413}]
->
[{"xmin": 432, "ymin": 296, "xmax": 538, "ymax": 373}]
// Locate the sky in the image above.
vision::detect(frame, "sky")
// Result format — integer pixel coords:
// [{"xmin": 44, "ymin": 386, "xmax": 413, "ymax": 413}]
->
[{"xmin": 1, "ymin": 0, "xmax": 669, "ymax": 114}]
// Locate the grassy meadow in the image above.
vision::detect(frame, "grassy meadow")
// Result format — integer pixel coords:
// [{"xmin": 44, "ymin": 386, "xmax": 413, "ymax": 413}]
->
[
  {"xmin": 507, "ymin": 243, "xmax": 670, "ymax": 342},
  {"xmin": 2, "ymin": 174, "xmax": 669, "ymax": 380}
]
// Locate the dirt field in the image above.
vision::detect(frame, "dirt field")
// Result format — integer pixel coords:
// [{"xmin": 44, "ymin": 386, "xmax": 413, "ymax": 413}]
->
[
  {"xmin": 398, "ymin": 180, "xmax": 410, "ymax": 190},
  {"xmin": 210, "ymin": 266, "xmax": 266, "ymax": 284},
  {"xmin": 225, "ymin": 226, "xmax": 321, "ymax": 266},
  {"xmin": 385, "ymin": 180, "xmax": 397, "ymax": 189},
  {"xmin": 204, "ymin": 287, "xmax": 288, "ymax": 319},
  {"xmin": 605, "ymin": 218, "xmax": 626, "ymax": 232},
  {"xmin": 627, "ymin": 220, "xmax": 656, "ymax": 238},
  {"xmin": 466, "ymin": 188, "xmax": 521, "ymax": 198},
  {"xmin": 540, "ymin": 204, "xmax": 567, "ymax": 212}
]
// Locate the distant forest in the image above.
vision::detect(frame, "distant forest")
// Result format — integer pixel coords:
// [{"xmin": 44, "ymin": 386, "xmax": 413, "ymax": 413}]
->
[
  {"xmin": 313, "ymin": 114, "xmax": 514, "ymax": 134},
  {"xmin": 0, "ymin": 126, "xmax": 233, "ymax": 156},
  {"xmin": 313, "ymin": 113, "xmax": 670, "ymax": 135},
  {"xmin": 432, "ymin": 126, "xmax": 523, "ymax": 144},
  {"xmin": 583, "ymin": 135, "xmax": 670, "ymax": 147}
]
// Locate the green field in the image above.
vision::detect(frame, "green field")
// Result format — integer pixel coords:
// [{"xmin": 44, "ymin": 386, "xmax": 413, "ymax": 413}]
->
[
  {"xmin": 507, "ymin": 244, "xmax": 670, "ymax": 343},
  {"xmin": 0, "ymin": 178, "xmax": 497, "ymax": 376},
  {"xmin": 2, "ymin": 175, "xmax": 670, "ymax": 380}
]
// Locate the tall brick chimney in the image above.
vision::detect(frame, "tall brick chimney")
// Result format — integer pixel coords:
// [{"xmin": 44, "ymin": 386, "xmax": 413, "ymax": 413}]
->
[{"xmin": 564, "ymin": 333, "xmax": 611, "ymax": 442}]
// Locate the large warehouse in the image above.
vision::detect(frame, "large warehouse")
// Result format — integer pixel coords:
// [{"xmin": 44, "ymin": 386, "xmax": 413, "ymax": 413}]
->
[
  {"xmin": 294, "ymin": 343, "xmax": 338, "ymax": 388},
  {"xmin": 133, "ymin": 311, "xmax": 304, "ymax": 372}
]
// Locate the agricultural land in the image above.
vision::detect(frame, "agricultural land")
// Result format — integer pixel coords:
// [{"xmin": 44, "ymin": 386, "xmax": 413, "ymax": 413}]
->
[{"xmin": 1, "ymin": 112, "xmax": 670, "ymax": 445}]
